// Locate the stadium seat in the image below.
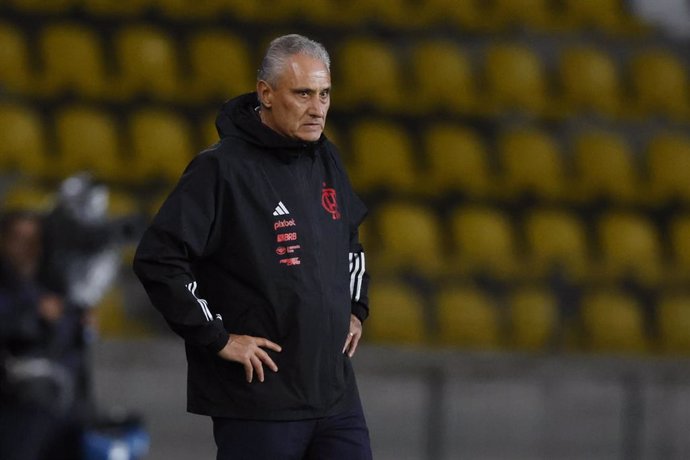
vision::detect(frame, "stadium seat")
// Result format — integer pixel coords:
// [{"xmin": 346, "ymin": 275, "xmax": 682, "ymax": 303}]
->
[
  {"xmin": 524, "ymin": 207, "xmax": 590, "ymax": 282},
  {"xmin": 658, "ymin": 294, "xmax": 690, "ymax": 354},
  {"xmin": 348, "ymin": 119, "xmax": 417, "ymax": 195},
  {"xmin": 0, "ymin": 22, "xmax": 33, "ymax": 96},
  {"xmin": 336, "ymin": 38, "xmax": 403, "ymax": 112},
  {"xmin": 560, "ymin": 0, "xmax": 647, "ymax": 35},
  {"xmin": 449, "ymin": 205, "xmax": 517, "ymax": 279},
  {"xmin": 199, "ymin": 110, "xmax": 220, "ymax": 148},
  {"xmin": 187, "ymin": 31, "xmax": 254, "ymax": 103},
  {"xmin": 37, "ymin": 23, "xmax": 108, "ymax": 99},
  {"xmin": 487, "ymin": 0, "xmax": 555, "ymax": 32},
  {"xmin": 417, "ymin": 0, "xmax": 486, "ymax": 31},
  {"xmin": 113, "ymin": 25, "xmax": 181, "ymax": 101},
  {"xmin": 154, "ymin": 0, "xmax": 232, "ymax": 20},
  {"xmin": 54, "ymin": 105, "xmax": 123, "ymax": 181},
  {"xmin": 82, "ymin": 0, "xmax": 151, "ymax": 17},
  {"xmin": 597, "ymin": 211, "xmax": 663, "ymax": 286},
  {"xmin": 558, "ymin": 45, "xmax": 621, "ymax": 118},
  {"xmin": 497, "ymin": 127, "xmax": 566, "ymax": 203},
  {"xmin": 571, "ymin": 129, "xmax": 639, "ymax": 205},
  {"xmin": 373, "ymin": 201, "xmax": 445, "ymax": 277},
  {"xmin": 1, "ymin": 183, "xmax": 55, "ymax": 213},
  {"xmin": 7, "ymin": 0, "xmax": 76, "ymax": 13},
  {"xmin": 0, "ymin": 104, "xmax": 47, "ymax": 178},
  {"xmin": 508, "ymin": 287, "xmax": 558, "ymax": 351},
  {"xmin": 629, "ymin": 49, "xmax": 689, "ymax": 120},
  {"xmin": 365, "ymin": 280, "xmax": 427, "ymax": 345},
  {"xmin": 669, "ymin": 214, "xmax": 690, "ymax": 282},
  {"xmin": 421, "ymin": 124, "xmax": 492, "ymax": 199},
  {"xmin": 436, "ymin": 285, "xmax": 501, "ymax": 349},
  {"xmin": 580, "ymin": 290, "xmax": 648, "ymax": 353},
  {"xmin": 127, "ymin": 108, "xmax": 194, "ymax": 184},
  {"xmin": 409, "ymin": 40, "xmax": 476, "ymax": 115},
  {"xmin": 483, "ymin": 43, "xmax": 548, "ymax": 116},
  {"xmin": 646, "ymin": 132, "xmax": 690, "ymax": 206}
]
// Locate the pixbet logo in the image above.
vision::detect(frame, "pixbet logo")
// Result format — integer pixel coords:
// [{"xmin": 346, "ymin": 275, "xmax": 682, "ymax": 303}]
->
[{"xmin": 274, "ymin": 218, "xmax": 296, "ymax": 231}]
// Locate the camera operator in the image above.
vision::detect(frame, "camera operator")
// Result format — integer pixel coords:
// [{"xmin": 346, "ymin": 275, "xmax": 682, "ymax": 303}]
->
[{"xmin": 0, "ymin": 210, "xmax": 87, "ymax": 460}]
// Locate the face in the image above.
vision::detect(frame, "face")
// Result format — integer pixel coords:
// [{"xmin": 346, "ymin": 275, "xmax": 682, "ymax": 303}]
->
[
  {"xmin": 258, "ymin": 53, "xmax": 331, "ymax": 142},
  {"xmin": 1, "ymin": 217, "xmax": 42, "ymax": 278}
]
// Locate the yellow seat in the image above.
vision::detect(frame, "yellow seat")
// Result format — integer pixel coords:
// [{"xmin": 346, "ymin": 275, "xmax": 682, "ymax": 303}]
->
[
  {"xmin": 508, "ymin": 287, "xmax": 558, "ymax": 351},
  {"xmin": 646, "ymin": 132, "xmax": 690, "ymax": 206},
  {"xmin": 484, "ymin": 43, "xmax": 548, "ymax": 116},
  {"xmin": 630, "ymin": 49, "xmax": 689, "ymax": 120},
  {"xmin": 365, "ymin": 280, "xmax": 426, "ymax": 345},
  {"xmin": 154, "ymin": 0, "xmax": 230, "ymax": 20},
  {"xmin": 421, "ymin": 124, "xmax": 492, "ymax": 199},
  {"xmin": 581, "ymin": 290, "xmax": 648, "ymax": 353},
  {"xmin": 436, "ymin": 285, "xmax": 501, "ymax": 349},
  {"xmin": 373, "ymin": 201, "xmax": 444, "ymax": 277},
  {"xmin": 113, "ymin": 25, "xmax": 181, "ymax": 101},
  {"xmin": 336, "ymin": 38, "xmax": 403, "ymax": 112},
  {"xmin": 410, "ymin": 41, "xmax": 476, "ymax": 115},
  {"xmin": 82, "ymin": 0, "xmax": 150, "ymax": 17},
  {"xmin": 559, "ymin": 46, "xmax": 621, "ymax": 118},
  {"xmin": 187, "ymin": 31, "xmax": 254, "ymax": 103},
  {"xmin": 487, "ymin": 0, "xmax": 555, "ymax": 32},
  {"xmin": 37, "ymin": 23, "xmax": 108, "ymax": 99},
  {"xmin": 0, "ymin": 22, "xmax": 33, "ymax": 96},
  {"xmin": 497, "ymin": 127, "xmax": 566, "ymax": 203},
  {"xmin": 1, "ymin": 183, "xmax": 55, "ymax": 213},
  {"xmin": 669, "ymin": 214, "xmax": 690, "ymax": 282},
  {"xmin": 572, "ymin": 129, "xmax": 639, "ymax": 205},
  {"xmin": 597, "ymin": 211, "xmax": 663, "ymax": 286},
  {"xmin": 7, "ymin": 0, "xmax": 76, "ymax": 13},
  {"xmin": 658, "ymin": 294, "xmax": 690, "ymax": 354},
  {"xmin": 199, "ymin": 110, "xmax": 220, "ymax": 148},
  {"xmin": 54, "ymin": 105, "xmax": 123, "ymax": 181},
  {"xmin": 0, "ymin": 104, "xmax": 47, "ymax": 178},
  {"xmin": 127, "ymin": 108, "xmax": 194, "ymax": 184},
  {"xmin": 449, "ymin": 205, "xmax": 517, "ymax": 279},
  {"xmin": 417, "ymin": 0, "xmax": 486, "ymax": 31},
  {"xmin": 348, "ymin": 120, "xmax": 417, "ymax": 195},
  {"xmin": 560, "ymin": 0, "xmax": 647, "ymax": 35},
  {"xmin": 524, "ymin": 208, "xmax": 589, "ymax": 282}
]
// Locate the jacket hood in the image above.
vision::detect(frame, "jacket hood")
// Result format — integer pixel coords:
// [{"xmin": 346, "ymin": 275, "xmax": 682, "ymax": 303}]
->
[{"xmin": 215, "ymin": 92, "xmax": 325, "ymax": 159}]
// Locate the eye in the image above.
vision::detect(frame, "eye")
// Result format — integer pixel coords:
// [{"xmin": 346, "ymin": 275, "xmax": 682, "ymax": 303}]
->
[{"xmin": 319, "ymin": 90, "xmax": 330, "ymax": 100}]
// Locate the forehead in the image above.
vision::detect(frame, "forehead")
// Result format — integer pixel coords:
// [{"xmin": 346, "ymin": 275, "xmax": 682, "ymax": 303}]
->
[{"xmin": 277, "ymin": 53, "xmax": 330, "ymax": 88}]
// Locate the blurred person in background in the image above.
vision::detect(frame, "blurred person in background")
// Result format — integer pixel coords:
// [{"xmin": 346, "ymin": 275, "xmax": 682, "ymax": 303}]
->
[
  {"xmin": 0, "ymin": 210, "xmax": 86, "ymax": 460},
  {"xmin": 134, "ymin": 34, "xmax": 372, "ymax": 459}
]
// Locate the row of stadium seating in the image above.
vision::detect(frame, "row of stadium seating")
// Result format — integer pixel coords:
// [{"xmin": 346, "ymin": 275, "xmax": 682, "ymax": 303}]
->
[
  {"xmin": 0, "ymin": 0, "xmax": 649, "ymax": 35},
  {"xmin": 1, "ymin": 21, "xmax": 689, "ymax": 120},
  {"xmin": 366, "ymin": 278, "xmax": 690, "ymax": 355},
  {"xmin": 2, "ymin": 101, "xmax": 690, "ymax": 210},
  {"xmin": 361, "ymin": 201, "xmax": 690, "ymax": 288}
]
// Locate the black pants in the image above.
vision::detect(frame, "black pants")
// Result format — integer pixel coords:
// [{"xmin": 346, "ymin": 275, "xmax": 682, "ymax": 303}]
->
[{"xmin": 212, "ymin": 403, "xmax": 372, "ymax": 460}]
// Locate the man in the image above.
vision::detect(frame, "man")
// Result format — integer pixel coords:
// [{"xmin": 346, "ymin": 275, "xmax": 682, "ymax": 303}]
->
[{"xmin": 133, "ymin": 34, "xmax": 372, "ymax": 459}]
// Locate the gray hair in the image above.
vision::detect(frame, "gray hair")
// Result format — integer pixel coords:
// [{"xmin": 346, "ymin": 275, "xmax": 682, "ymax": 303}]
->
[{"xmin": 257, "ymin": 34, "xmax": 331, "ymax": 87}]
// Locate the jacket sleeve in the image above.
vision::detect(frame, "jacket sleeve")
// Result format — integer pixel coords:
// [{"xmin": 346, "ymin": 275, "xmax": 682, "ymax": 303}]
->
[
  {"xmin": 345, "ymin": 174, "xmax": 370, "ymax": 323},
  {"xmin": 132, "ymin": 152, "xmax": 229, "ymax": 353}
]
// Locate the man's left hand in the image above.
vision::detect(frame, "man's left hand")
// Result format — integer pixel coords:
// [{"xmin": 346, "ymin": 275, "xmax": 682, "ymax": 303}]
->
[{"xmin": 342, "ymin": 314, "xmax": 363, "ymax": 357}]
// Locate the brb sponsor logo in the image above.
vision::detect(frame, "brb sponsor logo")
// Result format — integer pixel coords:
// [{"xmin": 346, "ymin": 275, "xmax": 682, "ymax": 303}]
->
[
  {"xmin": 277, "ymin": 232, "xmax": 298, "ymax": 243},
  {"xmin": 274, "ymin": 218, "xmax": 296, "ymax": 231}
]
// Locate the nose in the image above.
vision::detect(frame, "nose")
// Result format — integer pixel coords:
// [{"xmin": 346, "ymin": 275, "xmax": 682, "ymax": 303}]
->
[{"xmin": 309, "ymin": 96, "xmax": 326, "ymax": 117}]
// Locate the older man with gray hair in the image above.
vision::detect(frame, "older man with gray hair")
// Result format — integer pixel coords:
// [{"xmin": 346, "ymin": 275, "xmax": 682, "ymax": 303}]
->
[{"xmin": 133, "ymin": 34, "xmax": 373, "ymax": 459}]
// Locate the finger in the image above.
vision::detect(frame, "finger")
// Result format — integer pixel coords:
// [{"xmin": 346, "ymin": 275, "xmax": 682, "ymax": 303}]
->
[
  {"xmin": 257, "ymin": 348, "xmax": 279, "ymax": 373},
  {"xmin": 348, "ymin": 334, "xmax": 361, "ymax": 357},
  {"xmin": 257, "ymin": 338, "xmax": 282, "ymax": 353},
  {"xmin": 250, "ymin": 355, "xmax": 265, "ymax": 383},
  {"xmin": 244, "ymin": 360, "xmax": 254, "ymax": 383},
  {"xmin": 342, "ymin": 332, "xmax": 353, "ymax": 353}
]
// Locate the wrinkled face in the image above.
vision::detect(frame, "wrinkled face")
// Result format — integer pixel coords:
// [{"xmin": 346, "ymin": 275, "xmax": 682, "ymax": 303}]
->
[{"xmin": 258, "ymin": 53, "xmax": 331, "ymax": 142}]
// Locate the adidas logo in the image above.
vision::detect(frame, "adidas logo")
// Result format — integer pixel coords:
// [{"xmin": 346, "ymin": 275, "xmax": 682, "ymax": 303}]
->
[{"xmin": 273, "ymin": 201, "xmax": 290, "ymax": 216}]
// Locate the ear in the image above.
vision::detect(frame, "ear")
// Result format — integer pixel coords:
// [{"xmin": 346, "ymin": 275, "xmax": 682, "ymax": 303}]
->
[{"xmin": 257, "ymin": 80, "xmax": 273, "ymax": 109}]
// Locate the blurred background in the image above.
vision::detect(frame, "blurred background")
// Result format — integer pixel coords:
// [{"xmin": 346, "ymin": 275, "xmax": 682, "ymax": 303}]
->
[{"xmin": 2, "ymin": 0, "xmax": 690, "ymax": 459}]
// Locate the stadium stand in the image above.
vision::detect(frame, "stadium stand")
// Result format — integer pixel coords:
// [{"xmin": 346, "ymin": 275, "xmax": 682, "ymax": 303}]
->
[{"xmin": 0, "ymin": 0, "xmax": 688, "ymax": 356}]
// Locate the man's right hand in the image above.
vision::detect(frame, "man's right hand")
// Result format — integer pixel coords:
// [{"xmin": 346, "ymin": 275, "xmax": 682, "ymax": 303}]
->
[{"xmin": 217, "ymin": 334, "xmax": 282, "ymax": 383}]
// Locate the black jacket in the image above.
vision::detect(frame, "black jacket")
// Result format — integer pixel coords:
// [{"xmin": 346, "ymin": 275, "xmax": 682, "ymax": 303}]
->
[{"xmin": 133, "ymin": 93, "xmax": 370, "ymax": 420}]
